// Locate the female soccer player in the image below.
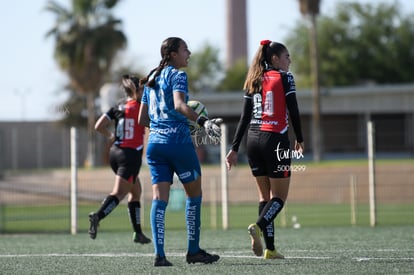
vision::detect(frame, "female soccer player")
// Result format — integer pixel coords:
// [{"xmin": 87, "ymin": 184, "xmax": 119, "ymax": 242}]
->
[
  {"xmin": 226, "ymin": 40, "xmax": 304, "ymax": 259},
  {"xmin": 138, "ymin": 37, "xmax": 221, "ymax": 267},
  {"xmin": 89, "ymin": 74, "xmax": 151, "ymax": 245}
]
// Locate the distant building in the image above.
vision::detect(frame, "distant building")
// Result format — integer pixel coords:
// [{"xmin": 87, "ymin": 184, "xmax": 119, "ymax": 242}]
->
[
  {"xmin": 197, "ymin": 83, "xmax": 414, "ymax": 157},
  {"xmin": 0, "ymin": 84, "xmax": 413, "ymax": 169}
]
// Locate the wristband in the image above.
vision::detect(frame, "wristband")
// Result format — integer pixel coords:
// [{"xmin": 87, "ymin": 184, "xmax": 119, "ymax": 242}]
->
[{"xmin": 196, "ymin": 116, "xmax": 208, "ymax": 127}]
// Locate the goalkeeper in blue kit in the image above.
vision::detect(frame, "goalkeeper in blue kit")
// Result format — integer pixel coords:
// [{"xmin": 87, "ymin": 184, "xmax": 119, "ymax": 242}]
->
[{"xmin": 138, "ymin": 37, "xmax": 221, "ymax": 267}]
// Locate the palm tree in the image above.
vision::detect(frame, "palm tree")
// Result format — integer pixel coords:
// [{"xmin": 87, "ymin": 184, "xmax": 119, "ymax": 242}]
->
[
  {"xmin": 45, "ymin": 0, "xmax": 127, "ymax": 167},
  {"xmin": 298, "ymin": 0, "xmax": 322, "ymax": 162}
]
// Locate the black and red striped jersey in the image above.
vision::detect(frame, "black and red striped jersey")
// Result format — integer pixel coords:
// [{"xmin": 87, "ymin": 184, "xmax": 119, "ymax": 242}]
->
[{"xmin": 105, "ymin": 99, "xmax": 144, "ymax": 150}]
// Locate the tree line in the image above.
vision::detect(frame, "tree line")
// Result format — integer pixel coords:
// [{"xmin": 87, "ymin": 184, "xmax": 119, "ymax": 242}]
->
[{"xmin": 45, "ymin": 0, "xmax": 414, "ymax": 166}]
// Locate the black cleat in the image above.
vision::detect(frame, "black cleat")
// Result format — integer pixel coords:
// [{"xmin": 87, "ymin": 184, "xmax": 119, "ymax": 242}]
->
[
  {"xmin": 133, "ymin": 232, "xmax": 151, "ymax": 244},
  {"xmin": 186, "ymin": 249, "xmax": 220, "ymax": 264},
  {"xmin": 88, "ymin": 212, "xmax": 99, "ymax": 240},
  {"xmin": 154, "ymin": 255, "xmax": 173, "ymax": 267}
]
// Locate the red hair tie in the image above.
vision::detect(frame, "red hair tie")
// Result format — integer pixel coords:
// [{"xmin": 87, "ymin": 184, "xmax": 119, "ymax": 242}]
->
[{"xmin": 260, "ymin": 40, "xmax": 271, "ymax": 46}]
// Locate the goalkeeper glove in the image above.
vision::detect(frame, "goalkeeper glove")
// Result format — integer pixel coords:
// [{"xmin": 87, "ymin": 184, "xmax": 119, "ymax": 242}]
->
[{"xmin": 196, "ymin": 116, "xmax": 223, "ymax": 138}]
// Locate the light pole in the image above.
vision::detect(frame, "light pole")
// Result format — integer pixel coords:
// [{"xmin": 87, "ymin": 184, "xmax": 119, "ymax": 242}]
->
[{"xmin": 299, "ymin": 0, "xmax": 322, "ymax": 162}]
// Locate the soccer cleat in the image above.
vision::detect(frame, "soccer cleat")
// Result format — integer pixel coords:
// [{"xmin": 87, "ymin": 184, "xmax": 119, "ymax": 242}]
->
[
  {"xmin": 133, "ymin": 232, "xmax": 151, "ymax": 244},
  {"xmin": 264, "ymin": 249, "xmax": 285, "ymax": 259},
  {"xmin": 186, "ymin": 249, "xmax": 220, "ymax": 264},
  {"xmin": 88, "ymin": 212, "xmax": 99, "ymax": 240},
  {"xmin": 248, "ymin": 223, "xmax": 263, "ymax": 256},
  {"xmin": 154, "ymin": 255, "xmax": 173, "ymax": 267}
]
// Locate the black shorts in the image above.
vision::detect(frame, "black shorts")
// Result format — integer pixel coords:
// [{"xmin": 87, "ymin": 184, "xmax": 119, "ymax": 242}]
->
[
  {"xmin": 109, "ymin": 145, "xmax": 143, "ymax": 183},
  {"xmin": 246, "ymin": 130, "xmax": 291, "ymax": 178}
]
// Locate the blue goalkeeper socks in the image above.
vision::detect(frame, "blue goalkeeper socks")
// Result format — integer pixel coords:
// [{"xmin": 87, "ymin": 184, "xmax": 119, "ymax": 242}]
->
[
  {"xmin": 186, "ymin": 196, "xmax": 202, "ymax": 254},
  {"xmin": 151, "ymin": 200, "xmax": 167, "ymax": 257}
]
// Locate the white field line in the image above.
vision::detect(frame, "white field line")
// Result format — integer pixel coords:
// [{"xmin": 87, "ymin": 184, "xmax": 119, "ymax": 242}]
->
[{"xmin": 0, "ymin": 252, "xmax": 413, "ymax": 261}]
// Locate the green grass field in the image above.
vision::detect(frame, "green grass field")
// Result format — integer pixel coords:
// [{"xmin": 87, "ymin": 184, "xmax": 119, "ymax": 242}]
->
[
  {"xmin": 1, "ymin": 226, "xmax": 413, "ymax": 274},
  {"xmin": 2, "ymin": 202, "xmax": 414, "ymax": 233},
  {"xmin": 1, "ymin": 203, "xmax": 413, "ymax": 274},
  {"xmin": 1, "ymin": 159, "xmax": 413, "ymax": 273}
]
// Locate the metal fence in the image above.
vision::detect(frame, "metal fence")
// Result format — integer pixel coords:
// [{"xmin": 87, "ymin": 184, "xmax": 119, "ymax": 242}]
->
[
  {"xmin": 0, "ymin": 160, "xmax": 413, "ymax": 233},
  {"xmin": 0, "ymin": 120, "xmax": 413, "ymax": 232}
]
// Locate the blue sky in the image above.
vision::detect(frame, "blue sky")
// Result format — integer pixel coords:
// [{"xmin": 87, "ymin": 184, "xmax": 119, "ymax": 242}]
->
[{"xmin": 1, "ymin": 0, "xmax": 413, "ymax": 121}]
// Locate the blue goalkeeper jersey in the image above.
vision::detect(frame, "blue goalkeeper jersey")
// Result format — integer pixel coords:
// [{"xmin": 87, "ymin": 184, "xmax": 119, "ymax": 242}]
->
[{"xmin": 141, "ymin": 65, "xmax": 192, "ymax": 144}]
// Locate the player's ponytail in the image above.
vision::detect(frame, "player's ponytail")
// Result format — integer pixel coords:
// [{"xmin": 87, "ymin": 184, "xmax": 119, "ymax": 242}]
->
[
  {"xmin": 121, "ymin": 74, "xmax": 139, "ymax": 98},
  {"xmin": 244, "ymin": 40, "xmax": 268, "ymax": 94},
  {"xmin": 244, "ymin": 40, "xmax": 288, "ymax": 95},
  {"xmin": 143, "ymin": 59, "xmax": 167, "ymax": 88},
  {"xmin": 261, "ymin": 40, "xmax": 271, "ymax": 69}
]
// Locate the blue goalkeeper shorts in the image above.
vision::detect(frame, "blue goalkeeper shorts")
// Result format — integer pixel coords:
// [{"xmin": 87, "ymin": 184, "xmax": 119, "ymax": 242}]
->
[{"xmin": 146, "ymin": 143, "xmax": 201, "ymax": 184}]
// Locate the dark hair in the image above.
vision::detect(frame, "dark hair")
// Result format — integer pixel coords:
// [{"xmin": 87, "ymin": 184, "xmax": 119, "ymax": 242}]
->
[
  {"xmin": 121, "ymin": 74, "xmax": 139, "ymax": 97},
  {"xmin": 262, "ymin": 41, "xmax": 287, "ymax": 69},
  {"xmin": 140, "ymin": 37, "xmax": 184, "ymax": 88}
]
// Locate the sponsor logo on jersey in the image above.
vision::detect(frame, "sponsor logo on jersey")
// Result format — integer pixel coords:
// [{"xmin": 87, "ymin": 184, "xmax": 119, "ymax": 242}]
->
[
  {"xmin": 150, "ymin": 127, "xmax": 178, "ymax": 134},
  {"xmin": 250, "ymin": 119, "xmax": 279, "ymax": 125}
]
